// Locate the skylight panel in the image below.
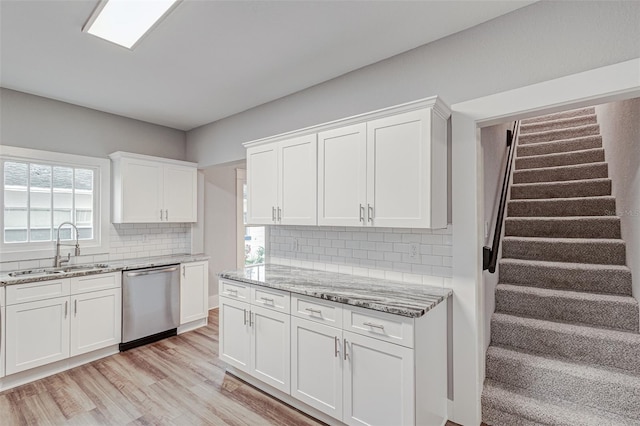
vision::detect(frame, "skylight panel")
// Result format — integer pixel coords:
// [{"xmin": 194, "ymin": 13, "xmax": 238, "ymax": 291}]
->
[{"xmin": 83, "ymin": 0, "xmax": 179, "ymax": 49}]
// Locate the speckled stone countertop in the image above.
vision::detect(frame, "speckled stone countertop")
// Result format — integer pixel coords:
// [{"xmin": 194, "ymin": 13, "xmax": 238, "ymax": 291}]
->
[
  {"xmin": 219, "ymin": 264, "xmax": 452, "ymax": 318},
  {"xmin": 0, "ymin": 253, "xmax": 209, "ymax": 286}
]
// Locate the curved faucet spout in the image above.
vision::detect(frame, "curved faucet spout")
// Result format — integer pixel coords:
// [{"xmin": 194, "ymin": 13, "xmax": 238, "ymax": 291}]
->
[{"xmin": 55, "ymin": 222, "xmax": 81, "ymax": 267}]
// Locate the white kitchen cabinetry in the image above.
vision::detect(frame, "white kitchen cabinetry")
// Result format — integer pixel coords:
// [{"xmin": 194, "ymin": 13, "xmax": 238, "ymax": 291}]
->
[
  {"xmin": 4, "ymin": 272, "xmax": 121, "ymax": 376},
  {"xmin": 246, "ymin": 134, "xmax": 317, "ymax": 225},
  {"xmin": 1, "ymin": 288, "xmax": 5, "ymax": 378},
  {"xmin": 318, "ymin": 105, "xmax": 449, "ymax": 228},
  {"xmin": 110, "ymin": 152, "xmax": 197, "ymax": 223},
  {"xmin": 219, "ymin": 281, "xmax": 291, "ymax": 393},
  {"xmin": 180, "ymin": 261, "xmax": 209, "ymax": 325}
]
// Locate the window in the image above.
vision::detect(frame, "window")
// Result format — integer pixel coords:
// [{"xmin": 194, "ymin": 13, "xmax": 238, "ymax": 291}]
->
[
  {"xmin": 236, "ymin": 169, "xmax": 266, "ymax": 267},
  {"xmin": 0, "ymin": 146, "xmax": 110, "ymax": 260}
]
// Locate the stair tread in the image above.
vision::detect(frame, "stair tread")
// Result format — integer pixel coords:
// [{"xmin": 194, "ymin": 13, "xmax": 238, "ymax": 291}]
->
[
  {"xmin": 496, "ymin": 283, "xmax": 638, "ymax": 305},
  {"xmin": 520, "ymin": 114, "xmax": 597, "ymax": 130},
  {"xmin": 505, "ymin": 215, "xmax": 621, "ymax": 221},
  {"xmin": 517, "ymin": 134, "xmax": 602, "ymax": 156},
  {"xmin": 483, "ymin": 379, "xmax": 640, "ymax": 426},
  {"xmin": 519, "ymin": 123, "xmax": 599, "ymax": 137},
  {"xmin": 499, "ymin": 257, "xmax": 631, "ymax": 272},
  {"xmin": 515, "ymin": 146, "xmax": 603, "ymax": 160},
  {"xmin": 511, "ymin": 177, "xmax": 611, "ymax": 188},
  {"xmin": 513, "ymin": 161, "xmax": 608, "ymax": 173},
  {"xmin": 488, "ymin": 345, "xmax": 640, "ymax": 383},
  {"xmin": 502, "ymin": 236, "xmax": 624, "ymax": 244},
  {"xmin": 509, "ymin": 195, "xmax": 614, "ymax": 203},
  {"xmin": 520, "ymin": 107, "xmax": 595, "ymax": 124}
]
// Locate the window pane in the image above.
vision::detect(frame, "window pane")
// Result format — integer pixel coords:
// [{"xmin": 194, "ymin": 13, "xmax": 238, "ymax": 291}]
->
[
  {"xmin": 53, "ymin": 166, "xmax": 73, "ymax": 189},
  {"xmin": 75, "ymin": 169, "xmax": 93, "ymax": 191},
  {"xmin": 30, "ymin": 228, "xmax": 51, "ymax": 241},
  {"xmin": 245, "ymin": 226, "xmax": 265, "ymax": 266},
  {"xmin": 30, "ymin": 164, "xmax": 51, "ymax": 189},
  {"xmin": 5, "ymin": 229, "xmax": 27, "ymax": 243},
  {"xmin": 77, "ymin": 227, "xmax": 93, "ymax": 239},
  {"xmin": 4, "ymin": 162, "xmax": 28, "ymax": 186}
]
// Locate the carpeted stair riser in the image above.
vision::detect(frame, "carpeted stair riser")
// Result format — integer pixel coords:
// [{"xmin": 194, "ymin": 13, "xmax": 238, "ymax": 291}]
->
[
  {"xmin": 508, "ymin": 196, "xmax": 615, "ymax": 217},
  {"xmin": 490, "ymin": 313, "xmax": 640, "ymax": 374},
  {"xmin": 512, "ymin": 162, "xmax": 608, "ymax": 184},
  {"xmin": 517, "ymin": 135, "xmax": 602, "ymax": 157},
  {"xmin": 519, "ymin": 124, "xmax": 600, "ymax": 144},
  {"xmin": 498, "ymin": 259, "xmax": 632, "ymax": 296},
  {"xmin": 519, "ymin": 114, "xmax": 598, "ymax": 134},
  {"xmin": 495, "ymin": 284, "xmax": 639, "ymax": 332},
  {"xmin": 520, "ymin": 107, "xmax": 595, "ymax": 124},
  {"xmin": 486, "ymin": 347, "xmax": 640, "ymax": 419},
  {"xmin": 515, "ymin": 148, "xmax": 604, "ymax": 170},
  {"xmin": 502, "ymin": 237, "xmax": 626, "ymax": 265},
  {"xmin": 482, "ymin": 380, "xmax": 638, "ymax": 426},
  {"xmin": 510, "ymin": 178, "xmax": 611, "ymax": 199},
  {"xmin": 505, "ymin": 217, "xmax": 621, "ymax": 239}
]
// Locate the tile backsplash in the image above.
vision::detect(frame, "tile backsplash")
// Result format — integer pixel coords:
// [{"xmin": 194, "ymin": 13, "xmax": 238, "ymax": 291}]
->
[
  {"xmin": 268, "ymin": 225, "xmax": 453, "ymax": 287},
  {"xmin": 0, "ymin": 223, "xmax": 191, "ymax": 272}
]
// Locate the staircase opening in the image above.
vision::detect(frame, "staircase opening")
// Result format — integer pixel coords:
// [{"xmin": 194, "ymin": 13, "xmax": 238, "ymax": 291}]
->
[{"xmin": 480, "ymin": 98, "xmax": 640, "ymax": 425}]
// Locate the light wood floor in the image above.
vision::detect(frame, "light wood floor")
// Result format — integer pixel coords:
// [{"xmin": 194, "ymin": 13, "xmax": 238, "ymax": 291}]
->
[{"xmin": 1, "ymin": 309, "xmax": 463, "ymax": 426}]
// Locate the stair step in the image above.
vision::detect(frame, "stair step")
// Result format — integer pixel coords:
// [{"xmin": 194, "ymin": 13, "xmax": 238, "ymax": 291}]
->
[
  {"xmin": 519, "ymin": 114, "xmax": 598, "ymax": 134},
  {"xmin": 520, "ymin": 107, "xmax": 596, "ymax": 125},
  {"xmin": 490, "ymin": 313, "xmax": 640, "ymax": 374},
  {"xmin": 515, "ymin": 148, "xmax": 604, "ymax": 170},
  {"xmin": 510, "ymin": 178, "xmax": 611, "ymax": 199},
  {"xmin": 502, "ymin": 236, "xmax": 626, "ymax": 265},
  {"xmin": 519, "ymin": 124, "xmax": 600, "ymax": 144},
  {"xmin": 485, "ymin": 347, "xmax": 640, "ymax": 420},
  {"xmin": 495, "ymin": 284, "xmax": 639, "ymax": 332},
  {"xmin": 482, "ymin": 379, "xmax": 639, "ymax": 426},
  {"xmin": 508, "ymin": 196, "xmax": 616, "ymax": 217},
  {"xmin": 504, "ymin": 216, "xmax": 621, "ymax": 238},
  {"xmin": 498, "ymin": 258, "xmax": 632, "ymax": 296},
  {"xmin": 517, "ymin": 135, "xmax": 602, "ymax": 157},
  {"xmin": 513, "ymin": 162, "xmax": 608, "ymax": 184}
]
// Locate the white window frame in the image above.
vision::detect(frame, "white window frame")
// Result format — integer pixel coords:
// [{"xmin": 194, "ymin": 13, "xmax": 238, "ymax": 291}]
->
[
  {"xmin": 236, "ymin": 168, "xmax": 267, "ymax": 268},
  {"xmin": 0, "ymin": 145, "xmax": 110, "ymax": 261}
]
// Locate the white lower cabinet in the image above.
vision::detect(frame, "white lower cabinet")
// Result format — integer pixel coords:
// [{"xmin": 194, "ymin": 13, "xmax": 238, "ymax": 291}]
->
[
  {"xmin": 5, "ymin": 296, "xmax": 70, "ymax": 375},
  {"xmin": 219, "ymin": 296, "xmax": 251, "ymax": 371},
  {"xmin": 180, "ymin": 261, "xmax": 209, "ymax": 325},
  {"xmin": 4, "ymin": 272, "xmax": 122, "ymax": 377}
]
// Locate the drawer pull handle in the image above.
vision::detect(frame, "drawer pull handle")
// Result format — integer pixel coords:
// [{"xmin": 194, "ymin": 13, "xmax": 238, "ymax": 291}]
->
[
  {"xmin": 305, "ymin": 307, "xmax": 322, "ymax": 314},
  {"xmin": 260, "ymin": 297, "xmax": 274, "ymax": 304},
  {"xmin": 334, "ymin": 336, "xmax": 340, "ymax": 358},
  {"xmin": 225, "ymin": 288, "xmax": 238, "ymax": 296},
  {"xmin": 344, "ymin": 338, "xmax": 348, "ymax": 361},
  {"xmin": 363, "ymin": 321, "xmax": 385, "ymax": 330},
  {"xmin": 243, "ymin": 308, "xmax": 247, "ymax": 326},
  {"xmin": 64, "ymin": 300, "xmax": 68, "ymax": 318}
]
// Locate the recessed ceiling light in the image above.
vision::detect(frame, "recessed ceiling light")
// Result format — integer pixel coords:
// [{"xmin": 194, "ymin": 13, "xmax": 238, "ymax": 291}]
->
[{"xmin": 83, "ymin": 0, "xmax": 180, "ymax": 50}]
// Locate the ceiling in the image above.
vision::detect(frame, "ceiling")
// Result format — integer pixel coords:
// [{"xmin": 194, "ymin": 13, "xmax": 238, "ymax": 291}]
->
[{"xmin": 1, "ymin": 1, "xmax": 535, "ymax": 131}]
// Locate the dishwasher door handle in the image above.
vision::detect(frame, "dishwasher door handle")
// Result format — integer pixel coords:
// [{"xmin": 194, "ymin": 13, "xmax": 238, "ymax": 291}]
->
[{"xmin": 126, "ymin": 266, "xmax": 179, "ymax": 277}]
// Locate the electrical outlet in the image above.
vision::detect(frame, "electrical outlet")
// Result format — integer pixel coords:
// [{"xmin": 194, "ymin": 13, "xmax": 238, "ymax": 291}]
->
[{"xmin": 410, "ymin": 243, "xmax": 419, "ymax": 258}]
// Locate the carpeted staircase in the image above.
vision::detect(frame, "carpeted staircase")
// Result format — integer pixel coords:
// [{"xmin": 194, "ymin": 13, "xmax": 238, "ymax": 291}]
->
[{"xmin": 482, "ymin": 107, "xmax": 640, "ymax": 426}]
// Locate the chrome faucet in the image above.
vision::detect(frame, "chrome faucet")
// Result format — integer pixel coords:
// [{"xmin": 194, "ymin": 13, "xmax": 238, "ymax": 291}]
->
[{"xmin": 54, "ymin": 222, "xmax": 81, "ymax": 268}]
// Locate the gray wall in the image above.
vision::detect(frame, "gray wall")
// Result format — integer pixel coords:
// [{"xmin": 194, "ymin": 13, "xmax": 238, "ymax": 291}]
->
[
  {"xmin": 596, "ymin": 98, "xmax": 640, "ymax": 306},
  {"xmin": 1, "ymin": 88, "xmax": 186, "ymax": 160},
  {"xmin": 186, "ymin": 1, "xmax": 640, "ymax": 167}
]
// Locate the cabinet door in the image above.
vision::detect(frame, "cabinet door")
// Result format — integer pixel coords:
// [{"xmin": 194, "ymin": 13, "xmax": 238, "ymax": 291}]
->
[
  {"xmin": 250, "ymin": 304, "xmax": 290, "ymax": 394},
  {"xmin": 121, "ymin": 159, "xmax": 164, "ymax": 222},
  {"xmin": 219, "ymin": 297, "xmax": 251, "ymax": 372},
  {"xmin": 5, "ymin": 296, "xmax": 70, "ymax": 375},
  {"xmin": 70, "ymin": 289, "xmax": 121, "ymax": 357},
  {"xmin": 180, "ymin": 261, "xmax": 209, "ymax": 324},
  {"xmin": 1, "ymin": 305, "xmax": 5, "ymax": 378},
  {"xmin": 279, "ymin": 135, "xmax": 317, "ymax": 225},
  {"xmin": 247, "ymin": 145, "xmax": 278, "ymax": 225},
  {"xmin": 291, "ymin": 317, "xmax": 343, "ymax": 419},
  {"xmin": 343, "ymin": 331, "xmax": 414, "ymax": 426},
  {"xmin": 367, "ymin": 109, "xmax": 435, "ymax": 228},
  {"xmin": 318, "ymin": 123, "xmax": 367, "ymax": 226},
  {"xmin": 163, "ymin": 165, "xmax": 197, "ymax": 222}
]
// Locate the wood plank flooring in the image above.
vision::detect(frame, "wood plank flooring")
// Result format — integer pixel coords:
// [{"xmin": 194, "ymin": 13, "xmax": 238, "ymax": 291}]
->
[{"xmin": 1, "ymin": 309, "xmax": 463, "ymax": 426}]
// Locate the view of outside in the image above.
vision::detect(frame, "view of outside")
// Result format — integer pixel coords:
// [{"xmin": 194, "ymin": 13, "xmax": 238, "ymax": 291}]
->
[
  {"xmin": 3, "ymin": 161, "xmax": 94, "ymax": 243},
  {"xmin": 243, "ymin": 182, "xmax": 265, "ymax": 266}
]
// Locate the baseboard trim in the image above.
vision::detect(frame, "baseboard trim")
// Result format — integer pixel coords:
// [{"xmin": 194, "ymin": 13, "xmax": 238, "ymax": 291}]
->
[{"xmin": 209, "ymin": 294, "xmax": 219, "ymax": 309}]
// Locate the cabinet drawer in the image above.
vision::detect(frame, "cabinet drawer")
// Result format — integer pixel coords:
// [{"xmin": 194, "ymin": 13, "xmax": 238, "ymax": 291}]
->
[
  {"xmin": 343, "ymin": 305, "xmax": 414, "ymax": 348},
  {"xmin": 6, "ymin": 279, "xmax": 71, "ymax": 306},
  {"xmin": 291, "ymin": 295, "xmax": 342, "ymax": 328},
  {"xmin": 70, "ymin": 272, "xmax": 121, "ymax": 294},
  {"xmin": 219, "ymin": 279, "xmax": 250, "ymax": 301},
  {"xmin": 251, "ymin": 286, "xmax": 290, "ymax": 313}
]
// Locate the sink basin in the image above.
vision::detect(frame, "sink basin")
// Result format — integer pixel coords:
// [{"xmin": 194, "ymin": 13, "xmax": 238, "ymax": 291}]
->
[{"xmin": 8, "ymin": 263, "xmax": 110, "ymax": 277}]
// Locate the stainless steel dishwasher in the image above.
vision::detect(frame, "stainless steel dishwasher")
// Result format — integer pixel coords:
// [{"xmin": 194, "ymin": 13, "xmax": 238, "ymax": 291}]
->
[{"xmin": 120, "ymin": 264, "xmax": 180, "ymax": 351}]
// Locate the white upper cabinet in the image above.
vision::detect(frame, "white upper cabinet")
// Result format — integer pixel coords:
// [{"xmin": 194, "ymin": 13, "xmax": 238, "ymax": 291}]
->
[
  {"xmin": 110, "ymin": 152, "xmax": 197, "ymax": 223},
  {"xmin": 244, "ymin": 96, "xmax": 450, "ymax": 229},
  {"xmin": 246, "ymin": 134, "xmax": 317, "ymax": 225}
]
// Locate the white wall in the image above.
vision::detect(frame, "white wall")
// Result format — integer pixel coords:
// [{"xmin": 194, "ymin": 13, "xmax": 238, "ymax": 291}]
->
[
  {"xmin": 480, "ymin": 122, "xmax": 512, "ymax": 352},
  {"xmin": 596, "ymin": 98, "xmax": 640, "ymax": 306},
  {"xmin": 186, "ymin": 1, "xmax": 640, "ymax": 166},
  {"xmin": 0, "ymin": 88, "xmax": 186, "ymax": 160},
  {"xmin": 203, "ymin": 162, "xmax": 243, "ymax": 308}
]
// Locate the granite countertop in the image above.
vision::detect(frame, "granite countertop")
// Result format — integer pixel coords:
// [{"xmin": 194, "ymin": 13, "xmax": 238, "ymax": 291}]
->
[
  {"xmin": 219, "ymin": 264, "xmax": 452, "ymax": 318},
  {"xmin": 0, "ymin": 253, "xmax": 209, "ymax": 286}
]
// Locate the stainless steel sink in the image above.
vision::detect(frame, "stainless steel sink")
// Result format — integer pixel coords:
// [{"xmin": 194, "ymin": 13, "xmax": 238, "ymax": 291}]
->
[{"xmin": 8, "ymin": 263, "xmax": 110, "ymax": 277}]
